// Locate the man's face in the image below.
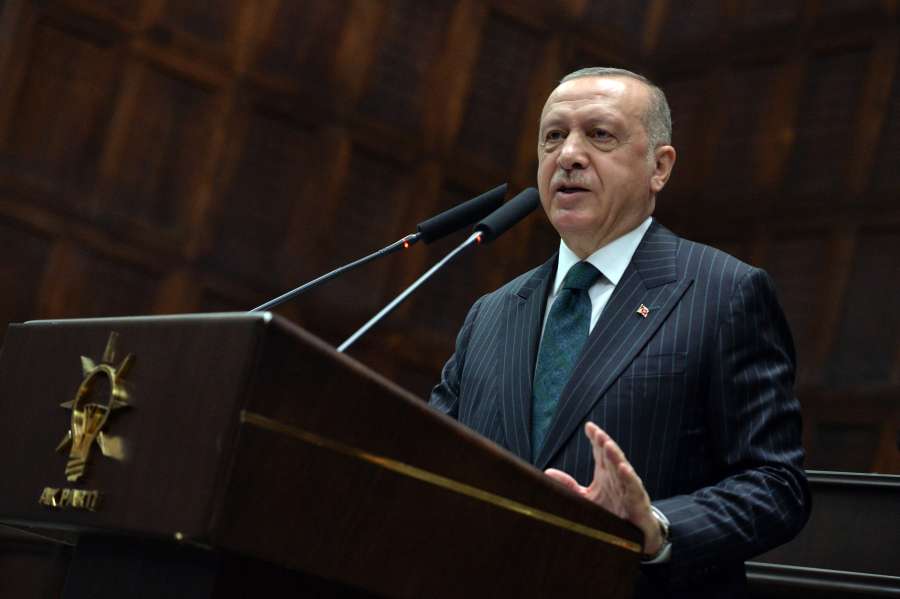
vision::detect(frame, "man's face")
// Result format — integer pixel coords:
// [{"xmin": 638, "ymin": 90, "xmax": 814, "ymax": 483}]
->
[{"xmin": 537, "ymin": 76, "xmax": 665, "ymax": 256}]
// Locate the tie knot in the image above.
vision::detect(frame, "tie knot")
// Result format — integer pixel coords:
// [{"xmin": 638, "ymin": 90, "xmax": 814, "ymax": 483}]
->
[{"xmin": 562, "ymin": 261, "xmax": 601, "ymax": 291}]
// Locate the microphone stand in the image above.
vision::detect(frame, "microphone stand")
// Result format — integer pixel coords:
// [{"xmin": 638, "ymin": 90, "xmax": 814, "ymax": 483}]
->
[
  {"xmin": 337, "ymin": 231, "xmax": 482, "ymax": 353},
  {"xmin": 250, "ymin": 233, "xmax": 420, "ymax": 312}
]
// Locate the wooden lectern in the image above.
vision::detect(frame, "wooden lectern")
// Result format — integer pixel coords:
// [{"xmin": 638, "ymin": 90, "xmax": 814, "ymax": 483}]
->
[{"xmin": 0, "ymin": 313, "xmax": 642, "ymax": 598}]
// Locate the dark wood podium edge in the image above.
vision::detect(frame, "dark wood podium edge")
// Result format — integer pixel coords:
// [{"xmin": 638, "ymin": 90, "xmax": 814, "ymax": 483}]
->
[{"xmin": 227, "ymin": 313, "xmax": 644, "ymax": 549}]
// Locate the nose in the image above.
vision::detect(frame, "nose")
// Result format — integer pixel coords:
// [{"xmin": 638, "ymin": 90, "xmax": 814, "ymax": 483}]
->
[{"xmin": 558, "ymin": 131, "xmax": 588, "ymax": 170}]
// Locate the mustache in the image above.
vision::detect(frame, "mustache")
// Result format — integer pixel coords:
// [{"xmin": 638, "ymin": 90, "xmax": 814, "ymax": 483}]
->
[{"xmin": 550, "ymin": 172, "xmax": 591, "ymax": 189}]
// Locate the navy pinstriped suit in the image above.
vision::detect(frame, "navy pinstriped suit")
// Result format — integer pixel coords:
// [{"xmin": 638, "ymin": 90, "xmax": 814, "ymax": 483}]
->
[{"xmin": 429, "ymin": 221, "xmax": 810, "ymax": 597}]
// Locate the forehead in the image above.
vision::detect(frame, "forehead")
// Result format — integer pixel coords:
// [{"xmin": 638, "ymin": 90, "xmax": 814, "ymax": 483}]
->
[{"xmin": 540, "ymin": 76, "xmax": 648, "ymax": 124}]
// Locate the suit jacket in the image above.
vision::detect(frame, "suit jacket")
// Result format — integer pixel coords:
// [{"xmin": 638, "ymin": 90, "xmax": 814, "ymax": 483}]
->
[{"xmin": 429, "ymin": 221, "xmax": 810, "ymax": 597}]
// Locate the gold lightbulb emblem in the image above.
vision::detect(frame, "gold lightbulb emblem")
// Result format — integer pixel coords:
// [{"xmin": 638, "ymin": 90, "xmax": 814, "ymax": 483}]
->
[{"xmin": 56, "ymin": 332, "xmax": 133, "ymax": 482}]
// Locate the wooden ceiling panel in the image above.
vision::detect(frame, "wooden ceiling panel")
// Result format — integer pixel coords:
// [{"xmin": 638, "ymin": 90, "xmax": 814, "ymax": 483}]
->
[
  {"xmin": 658, "ymin": 75, "xmax": 707, "ymax": 197},
  {"xmin": 825, "ymin": 229, "xmax": 900, "ymax": 388},
  {"xmin": 454, "ymin": 12, "xmax": 543, "ymax": 167},
  {"xmin": 155, "ymin": 0, "xmax": 240, "ymax": 48},
  {"xmin": 0, "ymin": 217, "xmax": 51, "ymax": 322},
  {"xmin": 766, "ymin": 235, "xmax": 831, "ymax": 385},
  {"xmin": 818, "ymin": 0, "xmax": 886, "ymax": 18},
  {"xmin": 207, "ymin": 110, "xmax": 314, "ymax": 287},
  {"xmin": 2, "ymin": 21, "xmax": 122, "ymax": 203},
  {"xmin": 580, "ymin": 0, "xmax": 650, "ymax": 51},
  {"xmin": 707, "ymin": 63, "xmax": 780, "ymax": 205},
  {"xmin": 73, "ymin": 0, "xmax": 147, "ymax": 24},
  {"xmin": 739, "ymin": 0, "xmax": 803, "ymax": 31},
  {"xmin": 358, "ymin": 0, "xmax": 455, "ymax": 132},
  {"xmin": 251, "ymin": 0, "xmax": 349, "ymax": 87},
  {"xmin": 95, "ymin": 61, "xmax": 219, "ymax": 233},
  {"xmin": 657, "ymin": 0, "xmax": 723, "ymax": 50},
  {"xmin": 784, "ymin": 48, "xmax": 870, "ymax": 198},
  {"xmin": 869, "ymin": 59, "xmax": 900, "ymax": 198}
]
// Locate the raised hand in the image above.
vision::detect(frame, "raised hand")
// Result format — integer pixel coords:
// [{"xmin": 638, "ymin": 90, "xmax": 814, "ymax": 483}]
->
[{"xmin": 544, "ymin": 421, "xmax": 663, "ymax": 555}]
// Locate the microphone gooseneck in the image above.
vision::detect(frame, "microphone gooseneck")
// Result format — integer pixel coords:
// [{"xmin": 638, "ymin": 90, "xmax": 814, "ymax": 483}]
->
[
  {"xmin": 337, "ymin": 187, "xmax": 541, "ymax": 353},
  {"xmin": 249, "ymin": 183, "xmax": 507, "ymax": 312}
]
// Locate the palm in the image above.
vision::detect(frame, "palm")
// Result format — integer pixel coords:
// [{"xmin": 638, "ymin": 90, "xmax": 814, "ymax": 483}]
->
[{"xmin": 544, "ymin": 422, "xmax": 662, "ymax": 554}]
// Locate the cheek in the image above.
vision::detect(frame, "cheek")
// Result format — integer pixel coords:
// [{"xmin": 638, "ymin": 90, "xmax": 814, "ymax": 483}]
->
[{"xmin": 537, "ymin": 157, "xmax": 553, "ymax": 184}]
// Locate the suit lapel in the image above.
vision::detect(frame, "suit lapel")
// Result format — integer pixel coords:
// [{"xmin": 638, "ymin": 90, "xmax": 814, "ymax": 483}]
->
[
  {"xmin": 498, "ymin": 254, "xmax": 556, "ymax": 461},
  {"xmin": 535, "ymin": 223, "xmax": 693, "ymax": 469}
]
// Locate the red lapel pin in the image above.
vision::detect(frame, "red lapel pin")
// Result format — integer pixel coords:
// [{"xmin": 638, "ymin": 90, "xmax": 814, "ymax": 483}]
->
[{"xmin": 636, "ymin": 304, "xmax": 650, "ymax": 318}]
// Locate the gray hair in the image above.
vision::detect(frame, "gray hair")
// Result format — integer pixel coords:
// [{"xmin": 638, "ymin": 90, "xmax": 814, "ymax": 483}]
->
[{"xmin": 560, "ymin": 67, "xmax": 672, "ymax": 151}]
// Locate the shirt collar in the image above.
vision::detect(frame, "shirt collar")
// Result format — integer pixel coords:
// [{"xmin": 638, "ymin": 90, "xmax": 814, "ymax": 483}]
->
[{"xmin": 552, "ymin": 216, "xmax": 653, "ymax": 295}]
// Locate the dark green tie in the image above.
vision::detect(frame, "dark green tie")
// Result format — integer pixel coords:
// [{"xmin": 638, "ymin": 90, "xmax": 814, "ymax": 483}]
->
[{"xmin": 531, "ymin": 261, "xmax": 602, "ymax": 459}]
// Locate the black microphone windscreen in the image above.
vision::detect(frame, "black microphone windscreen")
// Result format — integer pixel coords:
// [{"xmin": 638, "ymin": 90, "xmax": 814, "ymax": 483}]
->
[
  {"xmin": 416, "ymin": 183, "xmax": 507, "ymax": 243},
  {"xmin": 474, "ymin": 187, "xmax": 540, "ymax": 243}
]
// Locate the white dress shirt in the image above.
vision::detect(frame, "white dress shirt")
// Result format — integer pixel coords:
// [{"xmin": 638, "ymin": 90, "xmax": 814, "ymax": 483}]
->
[{"xmin": 542, "ymin": 216, "xmax": 653, "ymax": 336}]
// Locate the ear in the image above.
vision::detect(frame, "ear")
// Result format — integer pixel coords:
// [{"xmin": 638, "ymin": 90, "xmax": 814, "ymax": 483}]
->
[{"xmin": 650, "ymin": 145, "xmax": 676, "ymax": 193}]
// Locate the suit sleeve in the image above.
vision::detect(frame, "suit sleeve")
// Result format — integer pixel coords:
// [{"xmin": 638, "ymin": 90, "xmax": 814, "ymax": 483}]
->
[
  {"xmin": 428, "ymin": 296, "xmax": 484, "ymax": 419},
  {"xmin": 651, "ymin": 267, "xmax": 811, "ymax": 584}
]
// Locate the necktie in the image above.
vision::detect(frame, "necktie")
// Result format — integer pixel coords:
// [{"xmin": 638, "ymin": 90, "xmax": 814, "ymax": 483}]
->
[{"xmin": 531, "ymin": 261, "xmax": 601, "ymax": 459}]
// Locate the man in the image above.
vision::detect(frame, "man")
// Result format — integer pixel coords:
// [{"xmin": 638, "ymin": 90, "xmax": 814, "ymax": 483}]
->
[{"xmin": 429, "ymin": 67, "xmax": 810, "ymax": 597}]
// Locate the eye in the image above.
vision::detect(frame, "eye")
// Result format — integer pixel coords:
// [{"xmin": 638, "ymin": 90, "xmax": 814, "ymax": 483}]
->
[
  {"xmin": 590, "ymin": 128, "xmax": 613, "ymax": 141},
  {"xmin": 543, "ymin": 129, "xmax": 565, "ymax": 144}
]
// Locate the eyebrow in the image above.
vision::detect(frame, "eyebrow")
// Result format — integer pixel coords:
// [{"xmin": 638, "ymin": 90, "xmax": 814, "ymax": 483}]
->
[{"xmin": 539, "ymin": 110, "xmax": 622, "ymax": 131}]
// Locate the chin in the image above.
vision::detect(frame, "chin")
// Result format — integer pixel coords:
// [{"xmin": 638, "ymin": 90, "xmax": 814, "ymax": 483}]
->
[{"xmin": 551, "ymin": 212, "xmax": 603, "ymax": 237}]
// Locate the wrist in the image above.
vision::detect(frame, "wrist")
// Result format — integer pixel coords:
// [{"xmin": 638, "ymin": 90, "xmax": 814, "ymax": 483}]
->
[{"xmin": 641, "ymin": 505, "xmax": 671, "ymax": 562}]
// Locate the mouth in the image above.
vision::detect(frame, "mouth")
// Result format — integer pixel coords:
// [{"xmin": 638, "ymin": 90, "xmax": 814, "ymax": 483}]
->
[{"xmin": 555, "ymin": 185, "xmax": 590, "ymax": 195}]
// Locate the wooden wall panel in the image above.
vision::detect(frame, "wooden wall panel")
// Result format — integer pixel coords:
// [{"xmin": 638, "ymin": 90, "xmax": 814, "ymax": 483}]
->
[
  {"xmin": 2, "ymin": 20, "xmax": 122, "ymax": 201},
  {"xmin": 706, "ymin": 63, "xmax": 780, "ymax": 212},
  {"xmin": 784, "ymin": 48, "xmax": 870, "ymax": 198},
  {"xmin": 96, "ymin": 61, "xmax": 219, "ymax": 233},
  {"xmin": 252, "ymin": 0, "xmax": 349, "ymax": 86},
  {"xmin": 0, "ymin": 0, "xmax": 896, "ymax": 473},
  {"xmin": 208, "ymin": 110, "xmax": 315, "ymax": 288},
  {"xmin": 869, "ymin": 58, "xmax": 900, "ymax": 198},
  {"xmin": 37, "ymin": 242, "xmax": 159, "ymax": 319},
  {"xmin": 583, "ymin": 2, "xmax": 649, "ymax": 41},
  {"xmin": 0, "ymin": 217, "xmax": 51, "ymax": 322},
  {"xmin": 658, "ymin": 0, "xmax": 721, "ymax": 49},
  {"xmin": 455, "ymin": 12, "xmax": 543, "ymax": 169},
  {"xmin": 766, "ymin": 234, "xmax": 830, "ymax": 385},
  {"xmin": 825, "ymin": 230, "xmax": 900, "ymax": 388},
  {"xmin": 155, "ymin": 1, "xmax": 242, "ymax": 49},
  {"xmin": 657, "ymin": 75, "xmax": 706, "ymax": 197},
  {"xmin": 739, "ymin": 0, "xmax": 802, "ymax": 31},
  {"xmin": 358, "ymin": 0, "xmax": 455, "ymax": 132}
]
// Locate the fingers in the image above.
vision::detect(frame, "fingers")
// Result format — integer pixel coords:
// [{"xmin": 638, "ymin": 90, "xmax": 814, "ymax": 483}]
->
[
  {"xmin": 584, "ymin": 422, "xmax": 650, "ymax": 518},
  {"xmin": 544, "ymin": 468, "xmax": 586, "ymax": 495}
]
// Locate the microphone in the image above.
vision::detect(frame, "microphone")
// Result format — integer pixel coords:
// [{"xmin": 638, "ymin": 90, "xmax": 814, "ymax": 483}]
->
[
  {"xmin": 337, "ymin": 187, "xmax": 541, "ymax": 352},
  {"xmin": 249, "ymin": 183, "xmax": 507, "ymax": 312},
  {"xmin": 473, "ymin": 187, "xmax": 540, "ymax": 242},
  {"xmin": 416, "ymin": 183, "xmax": 508, "ymax": 243}
]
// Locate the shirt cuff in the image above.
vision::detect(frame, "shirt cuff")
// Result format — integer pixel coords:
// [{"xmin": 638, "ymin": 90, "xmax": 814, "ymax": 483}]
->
[{"xmin": 641, "ymin": 505, "xmax": 672, "ymax": 564}]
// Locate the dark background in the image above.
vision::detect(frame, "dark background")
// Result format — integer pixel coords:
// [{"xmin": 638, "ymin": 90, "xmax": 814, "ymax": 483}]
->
[{"xmin": 0, "ymin": 0, "xmax": 897, "ymax": 473}]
